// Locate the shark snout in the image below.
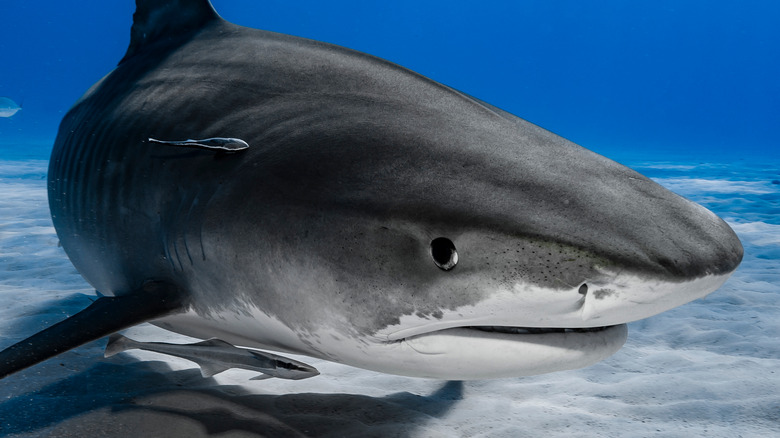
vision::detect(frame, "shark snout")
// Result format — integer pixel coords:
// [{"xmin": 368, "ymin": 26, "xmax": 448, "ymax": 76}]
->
[
  {"xmin": 575, "ymin": 192, "xmax": 743, "ymax": 326},
  {"xmin": 560, "ymin": 160, "xmax": 744, "ymax": 282},
  {"xmin": 650, "ymin": 195, "xmax": 743, "ymax": 279},
  {"xmin": 711, "ymin": 218, "xmax": 744, "ymax": 274}
]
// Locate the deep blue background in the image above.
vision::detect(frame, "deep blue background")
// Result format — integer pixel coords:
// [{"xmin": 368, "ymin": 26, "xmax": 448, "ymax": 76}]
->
[{"xmin": 1, "ymin": 0, "xmax": 778, "ymax": 161}]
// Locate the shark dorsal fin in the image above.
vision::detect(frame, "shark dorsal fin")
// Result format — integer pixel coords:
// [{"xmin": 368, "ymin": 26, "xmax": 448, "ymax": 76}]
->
[{"xmin": 122, "ymin": 0, "xmax": 220, "ymax": 63}]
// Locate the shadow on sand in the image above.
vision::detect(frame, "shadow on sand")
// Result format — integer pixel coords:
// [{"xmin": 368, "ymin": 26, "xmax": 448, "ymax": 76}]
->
[{"xmin": 0, "ymin": 359, "xmax": 463, "ymax": 437}]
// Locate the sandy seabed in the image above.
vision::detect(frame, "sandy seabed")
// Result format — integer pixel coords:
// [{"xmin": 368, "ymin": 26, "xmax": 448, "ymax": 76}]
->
[{"xmin": 0, "ymin": 156, "xmax": 778, "ymax": 437}]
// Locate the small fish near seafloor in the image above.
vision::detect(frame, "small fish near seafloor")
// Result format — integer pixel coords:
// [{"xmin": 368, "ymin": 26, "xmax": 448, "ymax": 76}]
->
[
  {"xmin": 0, "ymin": 97, "xmax": 22, "ymax": 118},
  {"xmin": 105, "ymin": 333, "xmax": 319, "ymax": 380}
]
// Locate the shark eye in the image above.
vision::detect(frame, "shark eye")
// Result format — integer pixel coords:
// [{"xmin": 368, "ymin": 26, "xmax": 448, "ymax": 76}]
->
[
  {"xmin": 430, "ymin": 237, "xmax": 458, "ymax": 271},
  {"xmin": 579, "ymin": 284, "xmax": 588, "ymax": 295}
]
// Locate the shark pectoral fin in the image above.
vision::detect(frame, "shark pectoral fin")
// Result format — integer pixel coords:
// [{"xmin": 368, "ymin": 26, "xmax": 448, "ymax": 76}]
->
[
  {"xmin": 148, "ymin": 137, "xmax": 249, "ymax": 152},
  {"xmin": 0, "ymin": 281, "xmax": 185, "ymax": 380},
  {"xmin": 194, "ymin": 360, "xmax": 231, "ymax": 378}
]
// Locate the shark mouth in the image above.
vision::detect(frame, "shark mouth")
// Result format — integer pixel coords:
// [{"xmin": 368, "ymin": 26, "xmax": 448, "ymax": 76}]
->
[
  {"xmin": 467, "ymin": 325, "xmax": 612, "ymax": 335},
  {"xmin": 386, "ymin": 321, "xmax": 616, "ymax": 342}
]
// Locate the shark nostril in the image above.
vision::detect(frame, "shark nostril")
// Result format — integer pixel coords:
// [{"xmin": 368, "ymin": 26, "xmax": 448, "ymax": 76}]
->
[
  {"xmin": 579, "ymin": 284, "xmax": 588, "ymax": 295},
  {"xmin": 430, "ymin": 237, "xmax": 458, "ymax": 271}
]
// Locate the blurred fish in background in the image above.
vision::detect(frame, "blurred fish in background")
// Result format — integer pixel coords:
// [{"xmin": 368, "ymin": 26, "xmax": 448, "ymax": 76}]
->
[{"xmin": 0, "ymin": 97, "xmax": 21, "ymax": 118}]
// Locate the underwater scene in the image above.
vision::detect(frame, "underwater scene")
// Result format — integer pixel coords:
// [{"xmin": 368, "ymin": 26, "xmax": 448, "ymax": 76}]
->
[{"xmin": 1, "ymin": 1, "xmax": 778, "ymax": 436}]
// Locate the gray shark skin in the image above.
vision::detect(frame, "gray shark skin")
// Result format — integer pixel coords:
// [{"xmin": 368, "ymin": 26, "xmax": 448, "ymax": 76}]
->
[{"xmin": 0, "ymin": 0, "xmax": 742, "ymax": 380}]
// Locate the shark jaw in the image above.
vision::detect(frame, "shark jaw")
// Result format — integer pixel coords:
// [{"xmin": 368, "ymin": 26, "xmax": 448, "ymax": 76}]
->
[
  {"xmin": 353, "ymin": 270, "xmax": 733, "ymax": 379},
  {"xmin": 153, "ymin": 270, "xmax": 733, "ymax": 380},
  {"xmin": 391, "ymin": 325, "xmax": 628, "ymax": 379}
]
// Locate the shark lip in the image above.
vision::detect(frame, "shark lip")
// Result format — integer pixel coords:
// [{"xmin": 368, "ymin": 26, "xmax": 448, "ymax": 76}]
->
[
  {"xmin": 389, "ymin": 324, "xmax": 615, "ymax": 342},
  {"xmin": 466, "ymin": 325, "xmax": 612, "ymax": 335}
]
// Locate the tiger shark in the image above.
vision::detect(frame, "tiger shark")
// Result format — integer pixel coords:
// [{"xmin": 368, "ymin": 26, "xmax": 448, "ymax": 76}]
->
[{"xmin": 0, "ymin": 0, "xmax": 742, "ymax": 381}]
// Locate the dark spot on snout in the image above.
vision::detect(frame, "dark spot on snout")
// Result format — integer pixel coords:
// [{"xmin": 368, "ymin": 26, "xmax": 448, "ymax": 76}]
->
[{"xmin": 431, "ymin": 237, "xmax": 458, "ymax": 271}]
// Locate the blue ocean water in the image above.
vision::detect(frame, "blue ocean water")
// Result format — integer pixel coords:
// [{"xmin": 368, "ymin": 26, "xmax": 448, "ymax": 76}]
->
[{"xmin": 1, "ymin": 0, "xmax": 778, "ymax": 161}]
